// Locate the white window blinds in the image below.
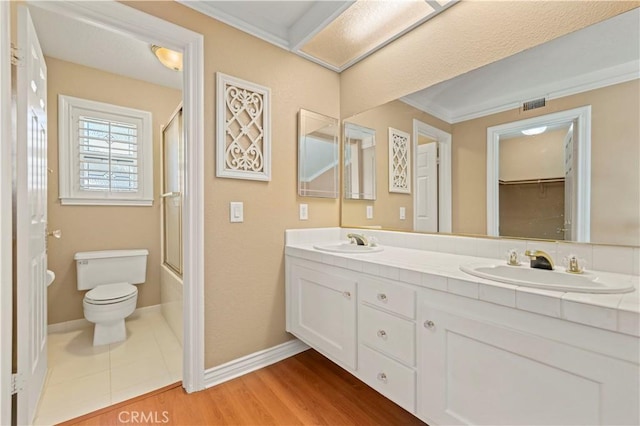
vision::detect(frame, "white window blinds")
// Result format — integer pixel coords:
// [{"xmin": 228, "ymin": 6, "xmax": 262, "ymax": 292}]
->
[
  {"xmin": 58, "ymin": 95, "xmax": 153, "ymax": 206},
  {"xmin": 78, "ymin": 116, "xmax": 139, "ymax": 192}
]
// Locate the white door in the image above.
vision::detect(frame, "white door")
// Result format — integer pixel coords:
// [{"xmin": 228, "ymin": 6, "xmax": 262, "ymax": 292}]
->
[
  {"xmin": 0, "ymin": 3, "xmax": 13, "ymax": 425},
  {"xmin": 415, "ymin": 142, "xmax": 438, "ymax": 232},
  {"xmin": 16, "ymin": 6, "xmax": 48, "ymax": 424},
  {"xmin": 563, "ymin": 124, "xmax": 576, "ymax": 241}
]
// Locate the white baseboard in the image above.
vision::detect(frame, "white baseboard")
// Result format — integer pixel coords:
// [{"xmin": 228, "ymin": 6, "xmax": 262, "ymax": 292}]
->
[
  {"xmin": 204, "ymin": 339, "xmax": 310, "ymax": 388},
  {"xmin": 48, "ymin": 304, "xmax": 162, "ymax": 334}
]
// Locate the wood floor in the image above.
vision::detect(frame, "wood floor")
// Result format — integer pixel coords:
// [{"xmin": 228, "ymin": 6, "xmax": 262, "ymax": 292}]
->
[{"xmin": 61, "ymin": 349, "xmax": 426, "ymax": 426}]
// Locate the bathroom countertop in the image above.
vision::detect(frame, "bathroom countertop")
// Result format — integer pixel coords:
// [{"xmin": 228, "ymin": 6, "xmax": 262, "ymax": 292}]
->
[{"xmin": 285, "ymin": 242, "xmax": 640, "ymax": 337}]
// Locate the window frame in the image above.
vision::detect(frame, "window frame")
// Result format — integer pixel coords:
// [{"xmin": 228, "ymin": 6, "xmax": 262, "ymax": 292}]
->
[{"xmin": 58, "ymin": 94, "xmax": 154, "ymax": 206}]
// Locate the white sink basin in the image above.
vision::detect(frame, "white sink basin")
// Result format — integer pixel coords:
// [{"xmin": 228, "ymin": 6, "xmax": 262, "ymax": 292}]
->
[
  {"xmin": 46, "ymin": 269, "xmax": 55, "ymax": 287},
  {"xmin": 313, "ymin": 243, "xmax": 384, "ymax": 254},
  {"xmin": 460, "ymin": 264, "xmax": 635, "ymax": 294}
]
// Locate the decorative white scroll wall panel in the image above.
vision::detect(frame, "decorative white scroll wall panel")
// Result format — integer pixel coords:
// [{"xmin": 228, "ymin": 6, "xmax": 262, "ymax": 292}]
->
[
  {"xmin": 389, "ymin": 127, "xmax": 411, "ymax": 193},
  {"xmin": 216, "ymin": 73, "xmax": 271, "ymax": 181}
]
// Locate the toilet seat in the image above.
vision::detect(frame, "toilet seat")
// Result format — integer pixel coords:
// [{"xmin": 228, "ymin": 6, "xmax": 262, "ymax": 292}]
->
[{"xmin": 84, "ymin": 282, "xmax": 137, "ymax": 305}]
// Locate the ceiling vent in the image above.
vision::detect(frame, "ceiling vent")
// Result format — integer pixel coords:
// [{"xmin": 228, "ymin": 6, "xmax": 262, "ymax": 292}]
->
[{"xmin": 522, "ymin": 98, "xmax": 546, "ymax": 111}]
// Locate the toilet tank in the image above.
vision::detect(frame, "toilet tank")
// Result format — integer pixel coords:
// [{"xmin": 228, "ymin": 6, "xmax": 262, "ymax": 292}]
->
[{"xmin": 75, "ymin": 249, "xmax": 149, "ymax": 290}]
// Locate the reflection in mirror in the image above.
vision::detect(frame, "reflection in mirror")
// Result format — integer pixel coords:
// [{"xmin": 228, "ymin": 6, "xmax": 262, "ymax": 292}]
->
[
  {"xmin": 499, "ymin": 127, "xmax": 571, "ymax": 240},
  {"xmin": 340, "ymin": 8, "xmax": 639, "ymax": 246},
  {"xmin": 488, "ymin": 106, "xmax": 592, "ymax": 243},
  {"xmin": 344, "ymin": 122, "xmax": 376, "ymax": 200},
  {"xmin": 298, "ymin": 109, "xmax": 339, "ymax": 198}
]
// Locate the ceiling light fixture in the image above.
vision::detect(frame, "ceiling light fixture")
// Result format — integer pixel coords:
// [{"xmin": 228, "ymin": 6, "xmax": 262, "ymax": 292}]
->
[
  {"xmin": 301, "ymin": 0, "xmax": 437, "ymax": 69},
  {"xmin": 521, "ymin": 126, "xmax": 547, "ymax": 136},
  {"xmin": 151, "ymin": 45, "xmax": 183, "ymax": 71}
]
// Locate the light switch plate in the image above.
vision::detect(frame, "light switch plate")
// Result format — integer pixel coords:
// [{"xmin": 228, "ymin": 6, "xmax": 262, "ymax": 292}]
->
[
  {"xmin": 230, "ymin": 202, "xmax": 243, "ymax": 223},
  {"xmin": 366, "ymin": 205, "xmax": 373, "ymax": 219},
  {"xmin": 400, "ymin": 207, "xmax": 406, "ymax": 220},
  {"xmin": 299, "ymin": 204, "xmax": 308, "ymax": 220}
]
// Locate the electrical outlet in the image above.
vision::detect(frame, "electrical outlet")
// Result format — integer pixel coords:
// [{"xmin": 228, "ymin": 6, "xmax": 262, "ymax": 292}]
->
[
  {"xmin": 400, "ymin": 207, "xmax": 406, "ymax": 220},
  {"xmin": 366, "ymin": 205, "xmax": 373, "ymax": 219},
  {"xmin": 299, "ymin": 204, "xmax": 308, "ymax": 220},
  {"xmin": 230, "ymin": 202, "xmax": 243, "ymax": 223}
]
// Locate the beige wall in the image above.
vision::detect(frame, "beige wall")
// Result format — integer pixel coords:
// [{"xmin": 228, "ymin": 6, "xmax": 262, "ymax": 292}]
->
[
  {"xmin": 124, "ymin": 1, "xmax": 341, "ymax": 368},
  {"xmin": 46, "ymin": 57, "xmax": 182, "ymax": 325},
  {"xmin": 340, "ymin": 1, "xmax": 638, "ymax": 118},
  {"xmin": 500, "ymin": 129, "xmax": 567, "ymax": 182},
  {"xmin": 452, "ymin": 80, "xmax": 640, "ymax": 246},
  {"xmin": 342, "ymin": 100, "xmax": 451, "ymax": 230}
]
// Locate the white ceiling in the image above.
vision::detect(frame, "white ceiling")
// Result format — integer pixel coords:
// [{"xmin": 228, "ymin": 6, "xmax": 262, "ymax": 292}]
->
[
  {"xmin": 26, "ymin": 3, "xmax": 639, "ymax": 122},
  {"xmin": 28, "ymin": 5, "xmax": 183, "ymax": 90},
  {"xmin": 178, "ymin": 1, "xmax": 456, "ymax": 71},
  {"xmin": 178, "ymin": 0, "xmax": 346, "ymax": 50},
  {"xmin": 401, "ymin": 8, "xmax": 640, "ymax": 123}
]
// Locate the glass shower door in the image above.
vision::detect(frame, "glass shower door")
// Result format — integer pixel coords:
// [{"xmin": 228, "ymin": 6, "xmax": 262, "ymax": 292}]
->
[{"xmin": 162, "ymin": 107, "xmax": 183, "ymax": 275}]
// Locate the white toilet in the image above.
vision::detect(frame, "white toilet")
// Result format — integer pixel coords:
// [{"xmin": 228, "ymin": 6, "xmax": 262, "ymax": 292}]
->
[{"xmin": 75, "ymin": 249, "xmax": 149, "ymax": 346}]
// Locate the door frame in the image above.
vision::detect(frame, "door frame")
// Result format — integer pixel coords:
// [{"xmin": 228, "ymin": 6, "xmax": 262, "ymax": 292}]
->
[
  {"xmin": 412, "ymin": 119, "xmax": 452, "ymax": 233},
  {"xmin": 0, "ymin": 2, "xmax": 13, "ymax": 425},
  {"xmin": 19, "ymin": 0, "xmax": 206, "ymax": 393},
  {"xmin": 486, "ymin": 106, "xmax": 591, "ymax": 242}
]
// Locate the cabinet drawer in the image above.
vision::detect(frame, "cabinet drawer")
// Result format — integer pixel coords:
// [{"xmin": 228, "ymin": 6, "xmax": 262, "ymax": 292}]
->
[
  {"xmin": 360, "ymin": 305, "xmax": 415, "ymax": 366},
  {"xmin": 360, "ymin": 277, "xmax": 416, "ymax": 319},
  {"xmin": 358, "ymin": 344, "xmax": 416, "ymax": 413}
]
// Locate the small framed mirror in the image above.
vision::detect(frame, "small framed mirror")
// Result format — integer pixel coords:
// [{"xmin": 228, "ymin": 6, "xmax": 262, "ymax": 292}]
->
[
  {"xmin": 344, "ymin": 122, "xmax": 376, "ymax": 200},
  {"xmin": 298, "ymin": 109, "xmax": 339, "ymax": 198}
]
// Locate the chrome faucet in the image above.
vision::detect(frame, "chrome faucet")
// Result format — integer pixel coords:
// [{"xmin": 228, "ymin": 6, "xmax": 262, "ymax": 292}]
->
[
  {"xmin": 347, "ymin": 233, "xmax": 369, "ymax": 246},
  {"xmin": 524, "ymin": 250, "xmax": 554, "ymax": 270}
]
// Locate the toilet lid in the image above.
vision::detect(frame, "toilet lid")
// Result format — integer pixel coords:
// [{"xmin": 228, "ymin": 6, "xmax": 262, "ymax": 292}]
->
[{"xmin": 85, "ymin": 282, "xmax": 137, "ymax": 304}]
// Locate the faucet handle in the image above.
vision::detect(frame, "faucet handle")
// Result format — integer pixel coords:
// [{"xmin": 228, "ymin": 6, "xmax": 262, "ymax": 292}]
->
[
  {"xmin": 563, "ymin": 254, "xmax": 585, "ymax": 274},
  {"xmin": 506, "ymin": 249, "xmax": 521, "ymax": 266}
]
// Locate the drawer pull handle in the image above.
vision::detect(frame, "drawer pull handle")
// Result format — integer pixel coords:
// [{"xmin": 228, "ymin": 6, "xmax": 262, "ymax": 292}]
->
[
  {"xmin": 424, "ymin": 320, "xmax": 435, "ymax": 329},
  {"xmin": 377, "ymin": 329, "xmax": 387, "ymax": 339},
  {"xmin": 377, "ymin": 293, "xmax": 388, "ymax": 302},
  {"xmin": 343, "ymin": 291, "xmax": 351, "ymax": 298},
  {"xmin": 377, "ymin": 372, "xmax": 388, "ymax": 383}
]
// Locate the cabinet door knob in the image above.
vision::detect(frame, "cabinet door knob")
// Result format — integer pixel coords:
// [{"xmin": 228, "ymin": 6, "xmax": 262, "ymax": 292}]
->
[
  {"xmin": 377, "ymin": 372, "xmax": 388, "ymax": 383},
  {"xmin": 377, "ymin": 329, "xmax": 387, "ymax": 339},
  {"xmin": 424, "ymin": 320, "xmax": 435, "ymax": 329},
  {"xmin": 343, "ymin": 291, "xmax": 351, "ymax": 298},
  {"xmin": 377, "ymin": 293, "xmax": 388, "ymax": 302}
]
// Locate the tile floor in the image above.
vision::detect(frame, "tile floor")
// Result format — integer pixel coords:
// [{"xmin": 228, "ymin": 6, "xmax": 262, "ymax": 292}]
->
[{"xmin": 34, "ymin": 309, "xmax": 182, "ymax": 425}]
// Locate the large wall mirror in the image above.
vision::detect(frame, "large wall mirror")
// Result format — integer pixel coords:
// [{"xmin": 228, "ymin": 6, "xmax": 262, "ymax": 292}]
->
[
  {"xmin": 341, "ymin": 8, "xmax": 639, "ymax": 247},
  {"xmin": 298, "ymin": 109, "xmax": 339, "ymax": 198}
]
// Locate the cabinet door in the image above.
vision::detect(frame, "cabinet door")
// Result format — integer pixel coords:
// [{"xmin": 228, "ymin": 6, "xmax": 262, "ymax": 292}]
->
[
  {"xmin": 289, "ymin": 264, "xmax": 357, "ymax": 369},
  {"xmin": 418, "ymin": 304, "xmax": 639, "ymax": 426}
]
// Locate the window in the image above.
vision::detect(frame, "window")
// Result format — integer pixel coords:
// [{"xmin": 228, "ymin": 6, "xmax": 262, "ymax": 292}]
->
[{"xmin": 58, "ymin": 95, "xmax": 153, "ymax": 206}]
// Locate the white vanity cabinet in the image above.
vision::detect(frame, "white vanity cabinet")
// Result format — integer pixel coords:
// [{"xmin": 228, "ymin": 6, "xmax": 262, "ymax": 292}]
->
[
  {"xmin": 286, "ymin": 259, "xmax": 357, "ymax": 370},
  {"xmin": 285, "ymin": 252, "xmax": 639, "ymax": 425},
  {"xmin": 417, "ymin": 292, "xmax": 640, "ymax": 426},
  {"xmin": 357, "ymin": 277, "xmax": 417, "ymax": 413}
]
